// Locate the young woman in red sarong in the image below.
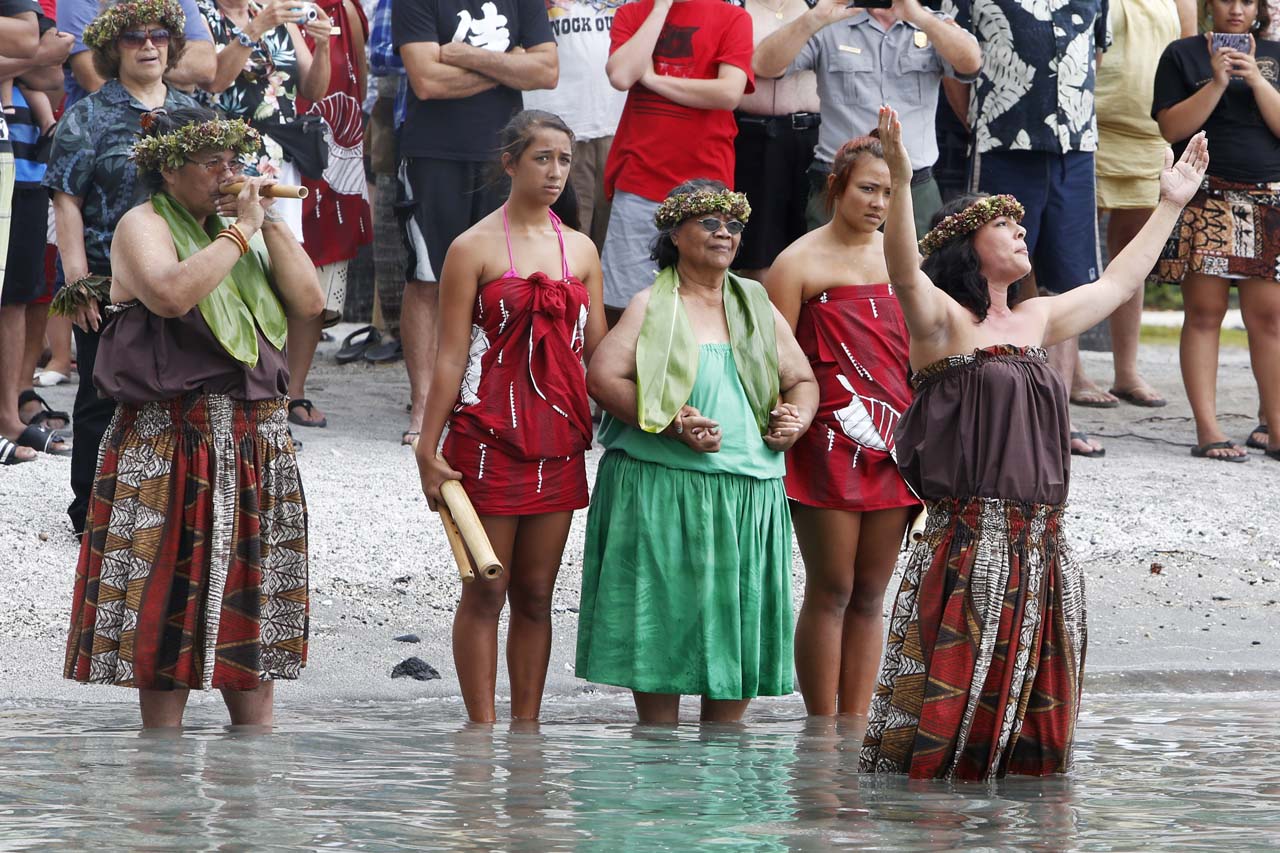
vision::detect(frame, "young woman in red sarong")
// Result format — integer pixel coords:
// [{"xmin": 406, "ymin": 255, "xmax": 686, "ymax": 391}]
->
[
  {"xmin": 859, "ymin": 108, "xmax": 1208, "ymax": 780},
  {"xmin": 415, "ymin": 110, "xmax": 607, "ymax": 723},
  {"xmin": 765, "ymin": 136, "xmax": 918, "ymax": 718}
]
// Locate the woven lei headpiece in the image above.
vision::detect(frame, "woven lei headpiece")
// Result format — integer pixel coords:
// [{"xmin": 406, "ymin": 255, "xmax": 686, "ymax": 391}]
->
[
  {"xmin": 918, "ymin": 194, "xmax": 1025, "ymax": 257},
  {"xmin": 131, "ymin": 114, "xmax": 261, "ymax": 172},
  {"xmin": 82, "ymin": 0, "xmax": 186, "ymax": 51},
  {"xmin": 654, "ymin": 189, "xmax": 751, "ymax": 229}
]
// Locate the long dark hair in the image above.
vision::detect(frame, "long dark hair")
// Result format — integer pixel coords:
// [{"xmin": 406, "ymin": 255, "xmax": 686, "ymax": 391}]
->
[
  {"xmin": 650, "ymin": 178, "xmax": 728, "ymax": 269},
  {"xmin": 920, "ymin": 193, "xmax": 998, "ymax": 322}
]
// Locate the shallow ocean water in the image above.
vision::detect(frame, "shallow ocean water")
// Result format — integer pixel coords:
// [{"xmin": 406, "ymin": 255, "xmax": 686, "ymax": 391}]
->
[{"xmin": 1, "ymin": 691, "xmax": 1278, "ymax": 851}]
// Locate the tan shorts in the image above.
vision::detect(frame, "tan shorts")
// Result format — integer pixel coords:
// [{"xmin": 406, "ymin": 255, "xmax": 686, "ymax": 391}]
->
[{"xmin": 1096, "ymin": 173, "xmax": 1159, "ymax": 210}]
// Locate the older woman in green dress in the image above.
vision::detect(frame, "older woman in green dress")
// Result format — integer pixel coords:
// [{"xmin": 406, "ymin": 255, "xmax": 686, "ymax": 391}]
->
[{"xmin": 577, "ymin": 179, "xmax": 818, "ymax": 723}]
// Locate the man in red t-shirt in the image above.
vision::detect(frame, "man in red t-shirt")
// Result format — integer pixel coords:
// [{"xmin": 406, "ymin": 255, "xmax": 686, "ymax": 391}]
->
[{"xmin": 600, "ymin": 0, "xmax": 753, "ymax": 319}]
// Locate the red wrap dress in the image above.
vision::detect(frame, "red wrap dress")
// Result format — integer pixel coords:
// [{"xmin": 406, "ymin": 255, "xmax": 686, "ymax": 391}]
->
[
  {"xmin": 784, "ymin": 284, "xmax": 918, "ymax": 512},
  {"xmin": 441, "ymin": 208, "xmax": 593, "ymax": 515}
]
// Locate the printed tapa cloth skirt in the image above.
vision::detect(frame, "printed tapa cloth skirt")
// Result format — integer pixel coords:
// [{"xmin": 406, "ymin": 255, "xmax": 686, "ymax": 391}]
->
[
  {"xmin": 860, "ymin": 497, "xmax": 1086, "ymax": 781},
  {"xmin": 575, "ymin": 451, "xmax": 794, "ymax": 700},
  {"xmin": 64, "ymin": 394, "xmax": 308, "ymax": 691},
  {"xmin": 1156, "ymin": 176, "xmax": 1280, "ymax": 284}
]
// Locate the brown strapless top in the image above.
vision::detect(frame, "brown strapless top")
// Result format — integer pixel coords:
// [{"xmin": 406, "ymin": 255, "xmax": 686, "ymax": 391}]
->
[
  {"xmin": 895, "ymin": 345, "xmax": 1070, "ymax": 505},
  {"xmin": 94, "ymin": 299, "xmax": 289, "ymax": 405}
]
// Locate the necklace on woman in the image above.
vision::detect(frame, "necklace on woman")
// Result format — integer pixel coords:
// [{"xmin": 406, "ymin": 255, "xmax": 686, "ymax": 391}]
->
[{"xmin": 753, "ymin": 0, "xmax": 787, "ymax": 20}]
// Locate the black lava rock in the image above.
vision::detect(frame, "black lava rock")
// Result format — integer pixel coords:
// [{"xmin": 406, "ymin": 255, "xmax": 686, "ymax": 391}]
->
[
  {"xmin": 394, "ymin": 634, "xmax": 421, "ymax": 644},
  {"xmin": 392, "ymin": 657, "xmax": 440, "ymax": 681}
]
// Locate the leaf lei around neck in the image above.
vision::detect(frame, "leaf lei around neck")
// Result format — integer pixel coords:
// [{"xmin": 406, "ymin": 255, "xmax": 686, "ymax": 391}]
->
[
  {"xmin": 635, "ymin": 266, "xmax": 779, "ymax": 435},
  {"xmin": 151, "ymin": 192, "xmax": 287, "ymax": 366}
]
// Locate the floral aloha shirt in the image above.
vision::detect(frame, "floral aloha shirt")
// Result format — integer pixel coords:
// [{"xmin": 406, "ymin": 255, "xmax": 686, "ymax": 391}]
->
[
  {"xmin": 42, "ymin": 79, "xmax": 201, "ymax": 274},
  {"xmin": 951, "ymin": 0, "xmax": 1111, "ymax": 154},
  {"xmin": 198, "ymin": 0, "xmax": 300, "ymax": 176}
]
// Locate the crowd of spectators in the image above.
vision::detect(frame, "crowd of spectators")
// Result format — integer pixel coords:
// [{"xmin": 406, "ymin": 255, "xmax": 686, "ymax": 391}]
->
[{"xmin": 2, "ymin": 0, "xmax": 1278, "ymax": 485}]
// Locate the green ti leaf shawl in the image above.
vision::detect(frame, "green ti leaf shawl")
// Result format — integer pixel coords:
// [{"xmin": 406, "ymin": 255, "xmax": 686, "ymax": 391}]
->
[
  {"xmin": 636, "ymin": 266, "xmax": 780, "ymax": 434},
  {"xmin": 151, "ymin": 192, "xmax": 287, "ymax": 366}
]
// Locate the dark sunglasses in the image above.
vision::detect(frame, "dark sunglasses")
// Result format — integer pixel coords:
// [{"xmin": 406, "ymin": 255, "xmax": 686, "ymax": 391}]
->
[
  {"xmin": 695, "ymin": 217, "xmax": 744, "ymax": 235},
  {"xmin": 119, "ymin": 28, "xmax": 171, "ymax": 48}
]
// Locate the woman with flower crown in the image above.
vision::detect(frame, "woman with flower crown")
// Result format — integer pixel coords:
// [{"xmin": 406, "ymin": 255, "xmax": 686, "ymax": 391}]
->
[
  {"xmin": 576, "ymin": 177, "xmax": 817, "ymax": 724},
  {"xmin": 62, "ymin": 105, "xmax": 324, "ymax": 729},
  {"xmin": 44, "ymin": 0, "xmax": 201, "ymax": 536},
  {"xmin": 858, "ymin": 107, "xmax": 1210, "ymax": 781}
]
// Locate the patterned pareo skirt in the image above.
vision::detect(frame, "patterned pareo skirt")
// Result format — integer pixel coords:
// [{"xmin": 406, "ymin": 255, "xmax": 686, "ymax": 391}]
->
[
  {"xmin": 1156, "ymin": 176, "xmax": 1280, "ymax": 284},
  {"xmin": 64, "ymin": 394, "xmax": 308, "ymax": 691},
  {"xmin": 859, "ymin": 497, "xmax": 1087, "ymax": 781}
]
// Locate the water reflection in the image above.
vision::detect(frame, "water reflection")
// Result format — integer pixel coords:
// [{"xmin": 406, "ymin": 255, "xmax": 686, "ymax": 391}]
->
[{"xmin": 0, "ymin": 694, "xmax": 1278, "ymax": 850}]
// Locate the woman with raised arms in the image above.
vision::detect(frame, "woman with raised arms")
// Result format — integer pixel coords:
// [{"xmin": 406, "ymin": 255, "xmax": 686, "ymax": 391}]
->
[{"xmin": 858, "ymin": 107, "xmax": 1208, "ymax": 780}]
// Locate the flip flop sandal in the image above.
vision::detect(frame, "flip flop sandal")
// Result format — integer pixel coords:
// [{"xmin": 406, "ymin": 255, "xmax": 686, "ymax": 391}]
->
[
  {"xmin": 402, "ymin": 430, "xmax": 420, "ymax": 447},
  {"xmin": 365, "ymin": 338, "xmax": 403, "ymax": 364},
  {"xmin": 1069, "ymin": 392, "xmax": 1119, "ymax": 409},
  {"xmin": 336, "ymin": 325, "xmax": 380, "ymax": 365},
  {"xmin": 1246, "ymin": 423, "xmax": 1269, "ymax": 451},
  {"xmin": 1109, "ymin": 387, "xmax": 1168, "ymax": 408},
  {"xmin": 33, "ymin": 370, "xmax": 70, "ymax": 387},
  {"xmin": 0, "ymin": 436, "xmax": 33, "ymax": 465},
  {"xmin": 16, "ymin": 423, "xmax": 72, "ymax": 457},
  {"xmin": 1190, "ymin": 440, "xmax": 1248, "ymax": 462},
  {"xmin": 1069, "ymin": 430, "xmax": 1106, "ymax": 458},
  {"xmin": 287, "ymin": 398, "xmax": 328, "ymax": 428},
  {"xmin": 18, "ymin": 389, "xmax": 71, "ymax": 430}
]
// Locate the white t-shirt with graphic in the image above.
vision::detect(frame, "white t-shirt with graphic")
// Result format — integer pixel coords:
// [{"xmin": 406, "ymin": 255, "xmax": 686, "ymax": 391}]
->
[{"xmin": 524, "ymin": 0, "xmax": 629, "ymax": 141}]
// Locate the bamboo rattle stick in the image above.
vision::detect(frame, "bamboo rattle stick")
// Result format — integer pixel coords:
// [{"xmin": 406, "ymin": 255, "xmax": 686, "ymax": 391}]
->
[
  {"xmin": 439, "ymin": 480, "xmax": 504, "ymax": 580},
  {"xmin": 908, "ymin": 506, "xmax": 929, "ymax": 542},
  {"xmin": 439, "ymin": 503, "xmax": 476, "ymax": 583},
  {"xmin": 412, "ymin": 437, "xmax": 505, "ymax": 580},
  {"xmin": 221, "ymin": 182, "xmax": 309, "ymax": 199}
]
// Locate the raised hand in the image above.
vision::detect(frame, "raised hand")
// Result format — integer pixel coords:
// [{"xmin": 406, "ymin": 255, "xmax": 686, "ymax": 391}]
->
[
  {"xmin": 303, "ymin": 4, "xmax": 333, "ymax": 43},
  {"xmin": 809, "ymin": 0, "xmax": 858, "ymax": 26},
  {"xmin": 1159, "ymin": 132, "xmax": 1209, "ymax": 208},
  {"xmin": 877, "ymin": 105, "xmax": 913, "ymax": 182}
]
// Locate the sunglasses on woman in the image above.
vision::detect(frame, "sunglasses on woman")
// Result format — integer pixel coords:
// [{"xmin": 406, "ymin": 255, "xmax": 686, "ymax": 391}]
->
[
  {"xmin": 696, "ymin": 217, "xmax": 745, "ymax": 235},
  {"xmin": 119, "ymin": 28, "xmax": 171, "ymax": 48}
]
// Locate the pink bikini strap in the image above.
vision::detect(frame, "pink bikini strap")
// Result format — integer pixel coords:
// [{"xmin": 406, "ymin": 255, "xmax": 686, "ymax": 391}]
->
[
  {"xmin": 548, "ymin": 208, "xmax": 570, "ymax": 280},
  {"xmin": 500, "ymin": 204, "xmax": 518, "ymax": 278},
  {"xmin": 500, "ymin": 205, "xmax": 570, "ymax": 280}
]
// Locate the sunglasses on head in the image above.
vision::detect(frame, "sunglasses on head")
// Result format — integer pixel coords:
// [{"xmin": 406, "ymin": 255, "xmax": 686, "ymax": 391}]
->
[
  {"xmin": 695, "ymin": 217, "xmax": 745, "ymax": 235},
  {"xmin": 119, "ymin": 28, "xmax": 171, "ymax": 48}
]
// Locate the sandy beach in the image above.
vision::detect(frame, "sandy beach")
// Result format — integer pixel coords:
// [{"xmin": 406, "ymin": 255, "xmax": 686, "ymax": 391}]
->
[{"xmin": 2, "ymin": 333, "xmax": 1276, "ymax": 710}]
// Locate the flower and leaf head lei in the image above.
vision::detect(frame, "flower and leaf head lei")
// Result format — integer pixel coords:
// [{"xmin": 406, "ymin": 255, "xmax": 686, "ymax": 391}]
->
[
  {"xmin": 918, "ymin": 194, "xmax": 1025, "ymax": 258},
  {"xmin": 82, "ymin": 0, "xmax": 186, "ymax": 50},
  {"xmin": 654, "ymin": 189, "xmax": 752, "ymax": 230},
  {"xmin": 131, "ymin": 111, "xmax": 261, "ymax": 172}
]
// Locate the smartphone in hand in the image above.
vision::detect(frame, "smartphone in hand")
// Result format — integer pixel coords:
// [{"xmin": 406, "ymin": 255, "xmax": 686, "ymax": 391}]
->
[{"xmin": 1210, "ymin": 32, "xmax": 1251, "ymax": 53}]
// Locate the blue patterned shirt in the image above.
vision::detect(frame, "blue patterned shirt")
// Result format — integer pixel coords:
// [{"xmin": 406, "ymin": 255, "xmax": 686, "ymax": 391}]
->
[
  {"xmin": 953, "ymin": 0, "xmax": 1110, "ymax": 154},
  {"xmin": 369, "ymin": 0, "xmax": 407, "ymax": 127},
  {"xmin": 42, "ymin": 80, "xmax": 201, "ymax": 274}
]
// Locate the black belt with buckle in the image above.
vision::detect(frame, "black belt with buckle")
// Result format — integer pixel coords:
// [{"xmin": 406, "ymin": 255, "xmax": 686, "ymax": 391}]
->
[
  {"xmin": 736, "ymin": 111, "xmax": 822, "ymax": 133},
  {"xmin": 911, "ymin": 166, "xmax": 933, "ymax": 187}
]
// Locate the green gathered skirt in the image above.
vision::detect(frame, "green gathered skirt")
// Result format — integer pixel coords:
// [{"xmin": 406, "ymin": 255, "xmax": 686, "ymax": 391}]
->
[{"xmin": 575, "ymin": 451, "xmax": 794, "ymax": 699}]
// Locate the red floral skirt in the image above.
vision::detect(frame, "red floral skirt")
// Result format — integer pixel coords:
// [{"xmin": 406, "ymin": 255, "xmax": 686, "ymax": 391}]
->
[
  {"xmin": 860, "ymin": 496, "xmax": 1086, "ymax": 780},
  {"xmin": 442, "ymin": 430, "xmax": 588, "ymax": 516},
  {"xmin": 64, "ymin": 394, "xmax": 308, "ymax": 691}
]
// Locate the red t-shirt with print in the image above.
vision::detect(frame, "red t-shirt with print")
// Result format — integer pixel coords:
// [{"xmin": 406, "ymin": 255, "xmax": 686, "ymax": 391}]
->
[{"xmin": 604, "ymin": 0, "xmax": 754, "ymax": 202}]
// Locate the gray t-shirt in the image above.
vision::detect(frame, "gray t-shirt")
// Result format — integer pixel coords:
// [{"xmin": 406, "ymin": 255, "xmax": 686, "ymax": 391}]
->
[{"xmin": 788, "ymin": 11, "xmax": 975, "ymax": 170}]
